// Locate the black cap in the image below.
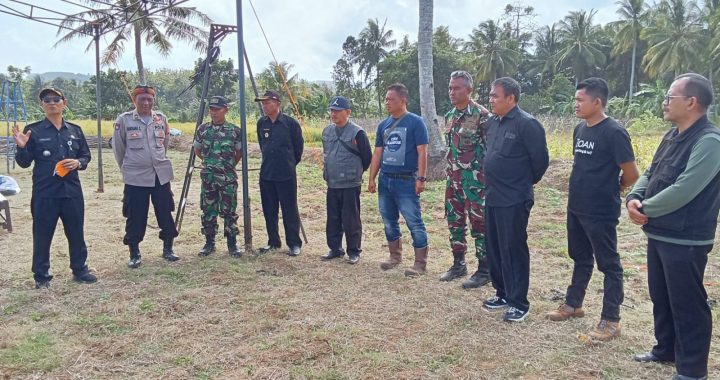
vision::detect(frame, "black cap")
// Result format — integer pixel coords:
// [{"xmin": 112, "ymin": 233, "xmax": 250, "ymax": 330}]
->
[
  {"xmin": 254, "ymin": 90, "xmax": 281, "ymax": 102},
  {"xmin": 328, "ymin": 96, "xmax": 352, "ymax": 110},
  {"xmin": 209, "ymin": 96, "xmax": 230, "ymax": 109},
  {"xmin": 38, "ymin": 87, "xmax": 64, "ymax": 100}
]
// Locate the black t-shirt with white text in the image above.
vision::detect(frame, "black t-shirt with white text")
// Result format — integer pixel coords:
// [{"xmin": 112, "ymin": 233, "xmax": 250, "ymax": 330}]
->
[{"xmin": 568, "ymin": 117, "xmax": 635, "ymax": 219}]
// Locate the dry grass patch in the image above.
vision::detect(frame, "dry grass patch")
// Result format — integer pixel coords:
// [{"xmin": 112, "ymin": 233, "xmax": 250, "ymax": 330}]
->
[{"xmin": 0, "ymin": 142, "xmax": 718, "ymax": 379}]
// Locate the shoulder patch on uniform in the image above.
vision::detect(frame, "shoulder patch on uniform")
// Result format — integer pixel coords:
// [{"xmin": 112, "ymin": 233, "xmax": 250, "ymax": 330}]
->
[{"xmin": 114, "ymin": 123, "xmax": 120, "ymax": 130}]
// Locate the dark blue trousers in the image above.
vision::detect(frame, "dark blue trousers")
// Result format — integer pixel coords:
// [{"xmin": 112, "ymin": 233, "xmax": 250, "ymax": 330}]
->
[{"xmin": 31, "ymin": 196, "xmax": 89, "ymax": 281}]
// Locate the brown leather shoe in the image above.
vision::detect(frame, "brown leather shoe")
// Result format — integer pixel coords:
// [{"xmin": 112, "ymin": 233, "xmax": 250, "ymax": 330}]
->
[
  {"xmin": 546, "ymin": 303, "xmax": 585, "ymax": 321},
  {"xmin": 404, "ymin": 246, "xmax": 428, "ymax": 277},
  {"xmin": 588, "ymin": 320, "xmax": 621, "ymax": 341}
]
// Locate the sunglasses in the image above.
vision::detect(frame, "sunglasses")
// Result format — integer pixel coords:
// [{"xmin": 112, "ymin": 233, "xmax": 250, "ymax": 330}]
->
[{"xmin": 42, "ymin": 96, "xmax": 63, "ymax": 104}]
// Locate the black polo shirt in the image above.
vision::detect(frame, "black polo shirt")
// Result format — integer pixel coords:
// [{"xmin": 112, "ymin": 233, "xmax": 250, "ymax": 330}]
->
[
  {"xmin": 15, "ymin": 118, "xmax": 91, "ymax": 198},
  {"xmin": 257, "ymin": 112, "xmax": 304, "ymax": 181},
  {"xmin": 485, "ymin": 106, "xmax": 549, "ymax": 207}
]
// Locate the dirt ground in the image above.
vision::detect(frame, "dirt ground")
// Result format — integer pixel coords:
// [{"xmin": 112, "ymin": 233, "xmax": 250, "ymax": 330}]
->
[{"xmin": 0, "ymin": 143, "xmax": 718, "ymax": 379}]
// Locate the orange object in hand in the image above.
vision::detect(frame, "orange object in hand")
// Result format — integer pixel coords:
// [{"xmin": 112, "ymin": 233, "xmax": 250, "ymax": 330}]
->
[{"xmin": 55, "ymin": 161, "xmax": 71, "ymax": 177}]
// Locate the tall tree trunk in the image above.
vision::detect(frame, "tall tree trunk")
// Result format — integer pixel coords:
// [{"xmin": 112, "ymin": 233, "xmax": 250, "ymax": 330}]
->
[
  {"xmin": 134, "ymin": 23, "xmax": 146, "ymax": 85},
  {"xmin": 418, "ymin": 0, "xmax": 445, "ymax": 180},
  {"xmin": 629, "ymin": 36, "xmax": 637, "ymax": 101}
]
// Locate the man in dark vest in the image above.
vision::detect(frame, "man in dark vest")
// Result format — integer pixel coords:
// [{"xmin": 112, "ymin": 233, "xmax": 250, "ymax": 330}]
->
[
  {"xmin": 320, "ymin": 96, "xmax": 372, "ymax": 264},
  {"xmin": 627, "ymin": 73, "xmax": 719, "ymax": 380}
]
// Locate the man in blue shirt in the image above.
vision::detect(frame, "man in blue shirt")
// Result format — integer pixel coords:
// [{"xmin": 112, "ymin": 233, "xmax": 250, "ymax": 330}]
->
[{"xmin": 368, "ymin": 83, "xmax": 430, "ymax": 277}]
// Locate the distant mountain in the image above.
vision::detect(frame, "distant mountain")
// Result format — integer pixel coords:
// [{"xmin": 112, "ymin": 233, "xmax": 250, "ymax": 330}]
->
[{"xmin": 36, "ymin": 72, "xmax": 92, "ymax": 83}]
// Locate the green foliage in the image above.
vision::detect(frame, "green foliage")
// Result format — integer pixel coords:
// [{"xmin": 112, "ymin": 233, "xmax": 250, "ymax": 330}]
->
[
  {"xmin": 0, "ymin": 332, "xmax": 61, "ymax": 372},
  {"xmin": 626, "ymin": 111, "xmax": 670, "ymax": 134}
]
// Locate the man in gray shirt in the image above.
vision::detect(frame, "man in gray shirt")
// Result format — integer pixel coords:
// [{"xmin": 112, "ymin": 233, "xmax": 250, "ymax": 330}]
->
[{"xmin": 112, "ymin": 85, "xmax": 179, "ymax": 268}]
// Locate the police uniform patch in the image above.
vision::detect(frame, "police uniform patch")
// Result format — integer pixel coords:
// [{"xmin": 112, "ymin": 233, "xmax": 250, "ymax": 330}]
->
[{"xmin": 114, "ymin": 123, "xmax": 120, "ymax": 130}]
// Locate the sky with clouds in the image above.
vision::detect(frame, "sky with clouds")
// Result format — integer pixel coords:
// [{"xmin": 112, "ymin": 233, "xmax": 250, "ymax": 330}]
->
[{"xmin": 0, "ymin": 0, "xmax": 619, "ymax": 82}]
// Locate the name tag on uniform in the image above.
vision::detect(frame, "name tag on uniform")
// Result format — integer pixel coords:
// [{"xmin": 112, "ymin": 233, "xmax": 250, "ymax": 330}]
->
[
  {"xmin": 126, "ymin": 126, "xmax": 141, "ymax": 131},
  {"xmin": 39, "ymin": 137, "xmax": 52, "ymax": 142}
]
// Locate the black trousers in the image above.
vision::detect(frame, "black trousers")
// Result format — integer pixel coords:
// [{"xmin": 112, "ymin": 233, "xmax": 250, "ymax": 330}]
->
[
  {"xmin": 647, "ymin": 238, "xmax": 712, "ymax": 378},
  {"xmin": 122, "ymin": 176, "xmax": 178, "ymax": 246},
  {"xmin": 326, "ymin": 186, "xmax": 362, "ymax": 256},
  {"xmin": 31, "ymin": 196, "xmax": 89, "ymax": 281},
  {"xmin": 260, "ymin": 178, "xmax": 301, "ymax": 248},
  {"xmin": 565, "ymin": 211, "xmax": 624, "ymax": 321},
  {"xmin": 486, "ymin": 201, "xmax": 532, "ymax": 311}
]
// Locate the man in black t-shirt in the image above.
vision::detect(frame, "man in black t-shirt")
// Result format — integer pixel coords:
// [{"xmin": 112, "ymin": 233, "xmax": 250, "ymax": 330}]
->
[{"xmin": 547, "ymin": 78, "xmax": 639, "ymax": 341}]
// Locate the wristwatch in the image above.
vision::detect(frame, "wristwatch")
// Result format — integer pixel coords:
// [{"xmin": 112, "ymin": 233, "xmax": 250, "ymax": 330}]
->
[{"xmin": 417, "ymin": 176, "xmax": 427, "ymax": 182}]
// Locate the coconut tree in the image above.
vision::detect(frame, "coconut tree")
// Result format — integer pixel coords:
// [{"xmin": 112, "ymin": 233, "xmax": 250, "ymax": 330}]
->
[
  {"xmin": 55, "ymin": 0, "xmax": 211, "ymax": 85},
  {"xmin": 465, "ymin": 20, "xmax": 521, "ymax": 83},
  {"xmin": 354, "ymin": 18, "xmax": 396, "ymax": 113},
  {"xmin": 527, "ymin": 23, "xmax": 560, "ymax": 88},
  {"xmin": 641, "ymin": 0, "xmax": 703, "ymax": 79},
  {"xmin": 611, "ymin": 0, "xmax": 648, "ymax": 100},
  {"xmin": 555, "ymin": 9, "xmax": 607, "ymax": 86}
]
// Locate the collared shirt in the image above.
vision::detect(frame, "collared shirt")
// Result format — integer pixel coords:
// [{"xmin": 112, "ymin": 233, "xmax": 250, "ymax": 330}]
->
[
  {"xmin": 257, "ymin": 112, "xmax": 304, "ymax": 181},
  {"xmin": 15, "ymin": 118, "xmax": 91, "ymax": 198},
  {"xmin": 444, "ymin": 100, "xmax": 489, "ymax": 172},
  {"xmin": 484, "ymin": 105, "xmax": 549, "ymax": 207},
  {"xmin": 193, "ymin": 121, "xmax": 243, "ymax": 177},
  {"xmin": 112, "ymin": 109, "xmax": 173, "ymax": 187}
]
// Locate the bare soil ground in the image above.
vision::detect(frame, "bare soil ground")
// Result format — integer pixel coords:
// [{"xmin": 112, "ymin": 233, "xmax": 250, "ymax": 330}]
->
[{"xmin": 0, "ymin": 140, "xmax": 718, "ymax": 379}]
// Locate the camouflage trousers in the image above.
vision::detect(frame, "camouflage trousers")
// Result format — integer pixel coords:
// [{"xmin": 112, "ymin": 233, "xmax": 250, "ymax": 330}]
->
[
  {"xmin": 200, "ymin": 170, "xmax": 239, "ymax": 237},
  {"xmin": 445, "ymin": 168, "xmax": 486, "ymax": 260}
]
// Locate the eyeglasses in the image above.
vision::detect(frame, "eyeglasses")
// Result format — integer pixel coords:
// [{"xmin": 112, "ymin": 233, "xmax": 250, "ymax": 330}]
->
[
  {"xmin": 664, "ymin": 94, "xmax": 688, "ymax": 103},
  {"xmin": 42, "ymin": 96, "xmax": 63, "ymax": 104}
]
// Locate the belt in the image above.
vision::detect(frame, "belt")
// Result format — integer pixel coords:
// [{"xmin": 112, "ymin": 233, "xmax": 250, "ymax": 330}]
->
[{"xmin": 382, "ymin": 172, "xmax": 416, "ymax": 180}]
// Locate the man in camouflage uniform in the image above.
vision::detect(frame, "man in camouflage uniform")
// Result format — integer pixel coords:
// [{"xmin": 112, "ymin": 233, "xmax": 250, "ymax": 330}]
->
[
  {"xmin": 440, "ymin": 70, "xmax": 492, "ymax": 289},
  {"xmin": 193, "ymin": 96, "xmax": 243, "ymax": 257}
]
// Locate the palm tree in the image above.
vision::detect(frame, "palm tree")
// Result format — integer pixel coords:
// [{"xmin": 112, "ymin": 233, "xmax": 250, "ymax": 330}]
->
[
  {"xmin": 641, "ymin": 0, "xmax": 703, "ymax": 79},
  {"xmin": 556, "ymin": 10, "xmax": 607, "ymax": 86},
  {"xmin": 418, "ymin": 0, "xmax": 445, "ymax": 179},
  {"xmin": 55, "ymin": 1, "xmax": 211, "ymax": 85},
  {"xmin": 527, "ymin": 24, "xmax": 560, "ymax": 88},
  {"xmin": 611, "ymin": 0, "xmax": 648, "ymax": 100},
  {"xmin": 465, "ymin": 20, "xmax": 521, "ymax": 83},
  {"xmin": 354, "ymin": 18, "xmax": 396, "ymax": 113}
]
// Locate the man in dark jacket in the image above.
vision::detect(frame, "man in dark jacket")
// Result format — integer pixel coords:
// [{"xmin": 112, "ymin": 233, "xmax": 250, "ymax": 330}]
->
[
  {"xmin": 255, "ymin": 90, "xmax": 304, "ymax": 256},
  {"xmin": 627, "ymin": 73, "xmax": 718, "ymax": 380},
  {"xmin": 481, "ymin": 77, "xmax": 549, "ymax": 323}
]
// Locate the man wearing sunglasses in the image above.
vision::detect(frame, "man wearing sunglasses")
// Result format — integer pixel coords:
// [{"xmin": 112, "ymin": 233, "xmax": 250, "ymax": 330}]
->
[
  {"xmin": 112, "ymin": 85, "xmax": 179, "ymax": 268},
  {"xmin": 627, "ymin": 73, "xmax": 718, "ymax": 380},
  {"xmin": 13, "ymin": 87, "xmax": 96, "ymax": 288}
]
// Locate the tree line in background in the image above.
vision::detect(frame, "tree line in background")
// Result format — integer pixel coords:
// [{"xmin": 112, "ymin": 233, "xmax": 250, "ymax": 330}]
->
[{"xmin": 2, "ymin": 0, "xmax": 720, "ymax": 124}]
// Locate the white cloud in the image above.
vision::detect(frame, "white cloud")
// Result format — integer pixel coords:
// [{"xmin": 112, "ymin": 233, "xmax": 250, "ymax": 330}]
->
[{"xmin": 0, "ymin": 0, "xmax": 621, "ymax": 82}]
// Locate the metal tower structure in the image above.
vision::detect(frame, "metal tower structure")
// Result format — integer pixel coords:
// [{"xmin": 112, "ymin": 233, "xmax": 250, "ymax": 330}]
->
[{"xmin": 0, "ymin": 80, "xmax": 28, "ymax": 173}]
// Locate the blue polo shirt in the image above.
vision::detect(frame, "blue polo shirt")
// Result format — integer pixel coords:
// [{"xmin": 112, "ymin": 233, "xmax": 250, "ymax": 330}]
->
[{"xmin": 374, "ymin": 112, "xmax": 429, "ymax": 174}]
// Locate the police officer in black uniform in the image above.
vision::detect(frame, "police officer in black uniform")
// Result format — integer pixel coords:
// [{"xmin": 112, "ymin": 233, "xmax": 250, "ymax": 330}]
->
[
  {"xmin": 13, "ymin": 87, "xmax": 97, "ymax": 288},
  {"xmin": 255, "ymin": 90, "xmax": 304, "ymax": 256}
]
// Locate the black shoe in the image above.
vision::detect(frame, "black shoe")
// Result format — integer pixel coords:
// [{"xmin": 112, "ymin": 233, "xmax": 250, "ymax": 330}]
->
[
  {"xmin": 633, "ymin": 352, "xmax": 674, "ymax": 363},
  {"xmin": 347, "ymin": 254, "xmax": 360, "ymax": 264},
  {"xmin": 162, "ymin": 250, "xmax": 180, "ymax": 261},
  {"xmin": 462, "ymin": 269, "xmax": 491, "ymax": 289},
  {"xmin": 198, "ymin": 243, "xmax": 216, "ymax": 257},
  {"xmin": 128, "ymin": 257, "xmax": 142, "ymax": 269},
  {"xmin": 288, "ymin": 246, "xmax": 301, "ymax": 257},
  {"xmin": 483, "ymin": 296, "xmax": 509, "ymax": 310},
  {"xmin": 503, "ymin": 307, "xmax": 529, "ymax": 322},
  {"xmin": 259, "ymin": 245, "xmax": 280, "ymax": 254},
  {"xmin": 321, "ymin": 250, "xmax": 345, "ymax": 260},
  {"xmin": 228, "ymin": 244, "xmax": 244, "ymax": 258},
  {"xmin": 34, "ymin": 279, "xmax": 51, "ymax": 289},
  {"xmin": 73, "ymin": 271, "xmax": 97, "ymax": 284},
  {"xmin": 439, "ymin": 263, "xmax": 467, "ymax": 281}
]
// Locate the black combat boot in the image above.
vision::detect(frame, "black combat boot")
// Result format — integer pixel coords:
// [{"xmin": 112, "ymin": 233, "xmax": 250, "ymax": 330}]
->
[
  {"xmin": 439, "ymin": 251, "xmax": 467, "ymax": 281},
  {"xmin": 198, "ymin": 235, "xmax": 216, "ymax": 257},
  {"xmin": 162, "ymin": 238, "xmax": 180, "ymax": 261},
  {"xmin": 462, "ymin": 256, "xmax": 491, "ymax": 289},
  {"xmin": 128, "ymin": 243, "xmax": 142, "ymax": 268},
  {"xmin": 227, "ymin": 235, "xmax": 243, "ymax": 258}
]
